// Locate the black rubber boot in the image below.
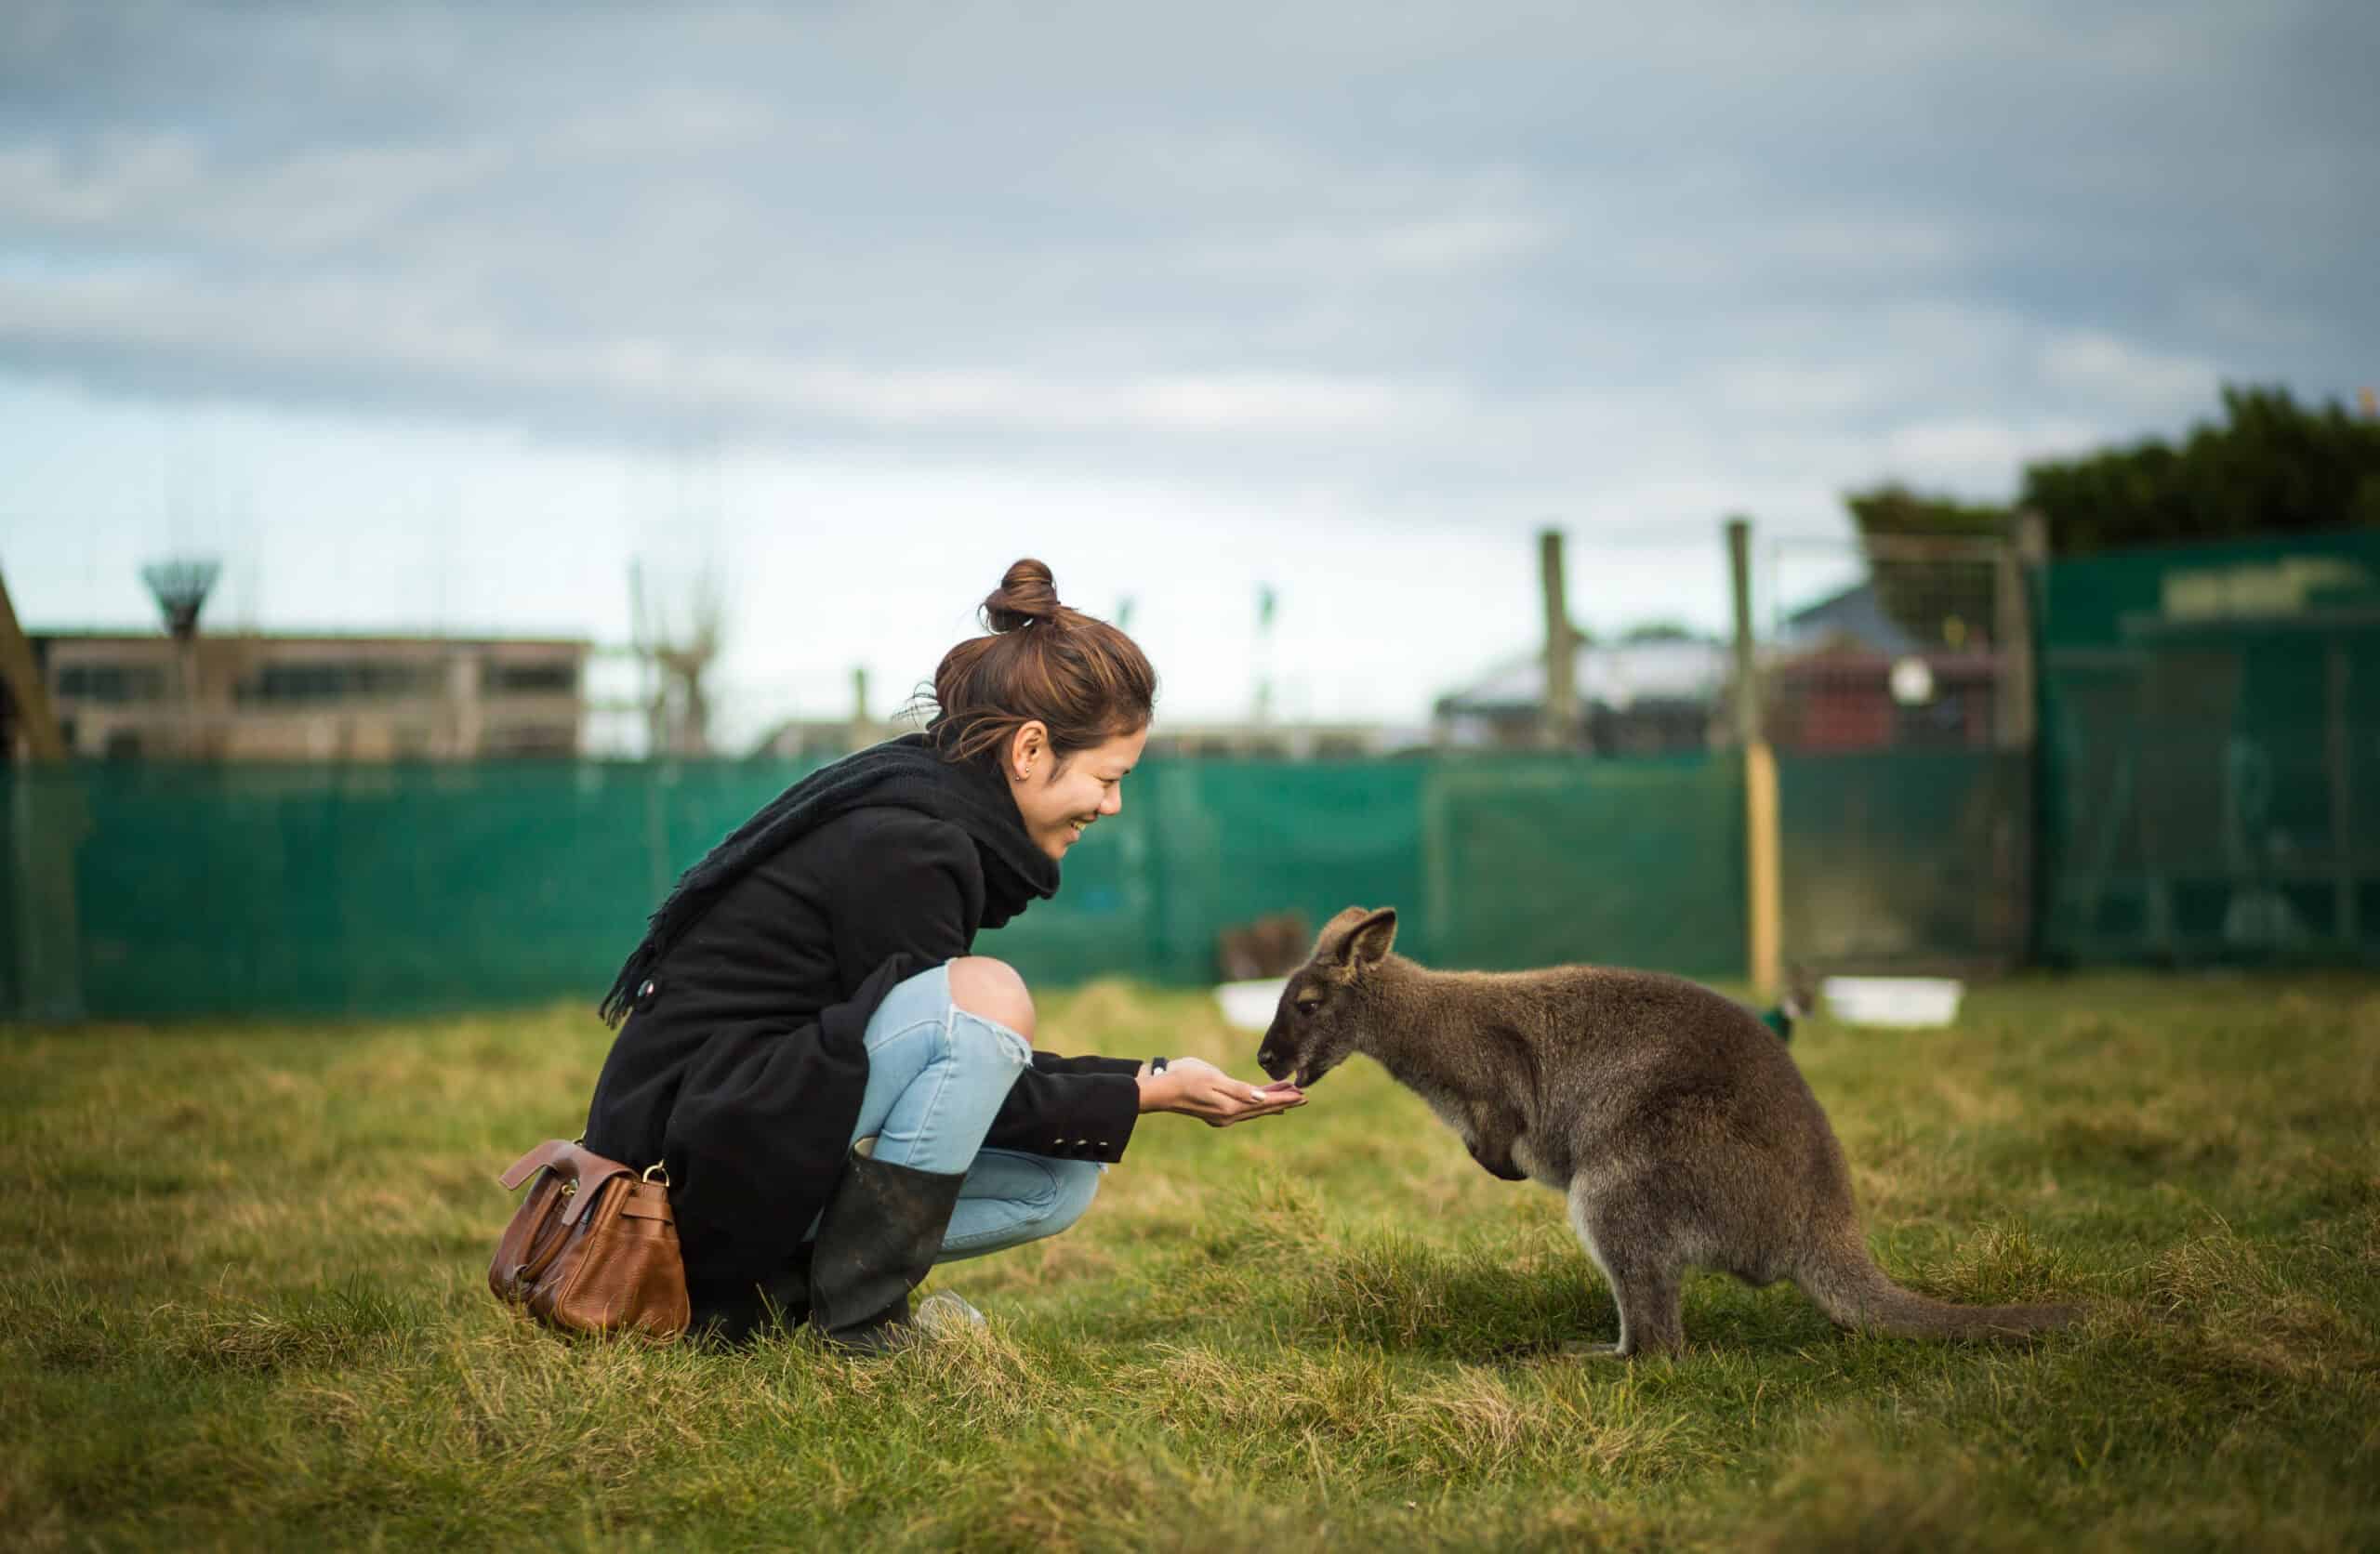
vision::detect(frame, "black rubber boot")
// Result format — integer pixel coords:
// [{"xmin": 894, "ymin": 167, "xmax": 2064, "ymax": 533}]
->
[
  {"xmin": 808, "ymin": 1144, "xmax": 968, "ymax": 1355},
  {"xmin": 686, "ymin": 1248, "xmax": 813, "ymax": 1348}
]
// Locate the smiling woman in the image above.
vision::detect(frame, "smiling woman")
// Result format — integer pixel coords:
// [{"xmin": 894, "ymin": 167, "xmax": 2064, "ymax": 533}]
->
[{"xmin": 579, "ymin": 558, "xmax": 1305, "ymax": 1352}]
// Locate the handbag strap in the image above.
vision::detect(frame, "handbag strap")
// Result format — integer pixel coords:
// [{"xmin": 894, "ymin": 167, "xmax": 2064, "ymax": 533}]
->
[{"xmin": 497, "ymin": 1139, "xmax": 638, "ymax": 1227}]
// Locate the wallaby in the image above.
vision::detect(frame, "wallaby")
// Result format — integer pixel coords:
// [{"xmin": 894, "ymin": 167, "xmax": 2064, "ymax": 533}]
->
[{"xmin": 1256, "ymin": 906, "xmax": 2079, "ymax": 1358}]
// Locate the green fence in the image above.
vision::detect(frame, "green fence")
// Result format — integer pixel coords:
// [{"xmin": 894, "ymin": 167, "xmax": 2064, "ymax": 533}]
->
[
  {"xmin": 2039, "ymin": 528, "xmax": 2380, "ymax": 965},
  {"xmin": 1777, "ymin": 749, "xmax": 2030, "ymax": 968},
  {"xmin": 4, "ymin": 752, "xmax": 1750, "ymax": 1022},
  {"xmin": 20, "ymin": 526, "xmax": 2368, "ymax": 1023}
]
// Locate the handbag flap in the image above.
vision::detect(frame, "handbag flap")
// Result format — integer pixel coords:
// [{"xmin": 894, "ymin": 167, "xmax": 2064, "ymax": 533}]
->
[
  {"xmin": 497, "ymin": 1139, "xmax": 638, "ymax": 1226},
  {"xmin": 498, "ymin": 1139, "xmax": 574, "ymax": 1192}
]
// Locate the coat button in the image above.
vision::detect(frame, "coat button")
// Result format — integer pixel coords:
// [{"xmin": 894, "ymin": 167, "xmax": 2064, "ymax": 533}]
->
[{"xmin": 636, "ymin": 979, "xmax": 658, "ymax": 1010}]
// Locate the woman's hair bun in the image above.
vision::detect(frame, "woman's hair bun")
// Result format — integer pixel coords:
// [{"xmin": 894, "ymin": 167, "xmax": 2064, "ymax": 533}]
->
[
  {"xmin": 983, "ymin": 558, "xmax": 1062, "ymax": 633},
  {"xmin": 929, "ymin": 554, "xmax": 1157, "ymax": 765}
]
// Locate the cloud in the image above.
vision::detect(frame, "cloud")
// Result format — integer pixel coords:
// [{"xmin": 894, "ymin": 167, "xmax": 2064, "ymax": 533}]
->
[
  {"xmin": 2174, "ymin": 284, "xmax": 2319, "ymax": 348},
  {"xmin": 2038, "ymin": 331, "xmax": 2219, "ymax": 413},
  {"xmin": 1877, "ymin": 415, "xmax": 2106, "ymax": 487},
  {"xmin": 0, "ymin": 0, "xmax": 2373, "ymax": 520}
]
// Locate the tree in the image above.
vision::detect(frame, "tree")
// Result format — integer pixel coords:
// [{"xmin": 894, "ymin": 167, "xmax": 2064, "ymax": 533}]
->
[
  {"xmin": 1840, "ymin": 387, "xmax": 2380, "ymax": 641},
  {"xmin": 1617, "ymin": 620, "xmax": 1702, "ymax": 644},
  {"xmin": 2020, "ymin": 386, "xmax": 2380, "ymax": 556},
  {"xmin": 1844, "ymin": 486, "xmax": 2010, "ymax": 543},
  {"xmin": 1842, "ymin": 485, "xmax": 2009, "ymax": 650}
]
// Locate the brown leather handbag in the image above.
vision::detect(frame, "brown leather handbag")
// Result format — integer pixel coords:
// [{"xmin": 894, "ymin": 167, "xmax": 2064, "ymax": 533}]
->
[{"xmin": 489, "ymin": 1139, "xmax": 690, "ymax": 1339}]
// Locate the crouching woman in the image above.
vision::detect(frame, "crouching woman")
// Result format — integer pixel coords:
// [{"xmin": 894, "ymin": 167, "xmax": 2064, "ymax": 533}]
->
[{"xmin": 581, "ymin": 560, "xmax": 1302, "ymax": 1350}]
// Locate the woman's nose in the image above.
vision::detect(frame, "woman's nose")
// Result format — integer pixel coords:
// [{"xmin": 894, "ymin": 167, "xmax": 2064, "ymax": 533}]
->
[{"xmin": 1100, "ymin": 787, "xmax": 1123, "ymax": 816}]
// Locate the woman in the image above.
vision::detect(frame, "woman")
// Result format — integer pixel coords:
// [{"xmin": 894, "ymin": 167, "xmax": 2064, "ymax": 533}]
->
[{"xmin": 583, "ymin": 559, "xmax": 1302, "ymax": 1350}]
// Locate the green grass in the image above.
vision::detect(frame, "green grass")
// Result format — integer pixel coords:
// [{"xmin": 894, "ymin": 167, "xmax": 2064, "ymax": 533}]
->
[{"xmin": 5, "ymin": 973, "xmax": 2377, "ymax": 1551}]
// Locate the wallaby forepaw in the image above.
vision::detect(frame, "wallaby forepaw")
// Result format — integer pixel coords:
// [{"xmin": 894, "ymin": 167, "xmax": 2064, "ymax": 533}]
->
[{"xmin": 1559, "ymin": 1339, "xmax": 1628, "ymax": 1360}]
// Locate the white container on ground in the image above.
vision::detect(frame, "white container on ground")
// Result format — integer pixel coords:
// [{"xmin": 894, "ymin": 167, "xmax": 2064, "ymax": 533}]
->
[
  {"xmin": 1820, "ymin": 976, "xmax": 1964, "ymax": 1028},
  {"xmin": 1214, "ymin": 977, "xmax": 1289, "ymax": 1033}
]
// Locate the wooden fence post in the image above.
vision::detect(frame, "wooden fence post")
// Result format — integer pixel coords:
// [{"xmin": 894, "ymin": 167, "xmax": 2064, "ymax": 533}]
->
[
  {"xmin": 0, "ymin": 567, "xmax": 87, "ymax": 1021},
  {"xmin": 1728, "ymin": 519, "xmax": 1780, "ymax": 999}
]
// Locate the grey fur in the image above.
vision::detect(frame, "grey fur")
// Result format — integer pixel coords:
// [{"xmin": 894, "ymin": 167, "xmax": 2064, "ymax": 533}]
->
[{"xmin": 1258, "ymin": 906, "xmax": 2080, "ymax": 1358}]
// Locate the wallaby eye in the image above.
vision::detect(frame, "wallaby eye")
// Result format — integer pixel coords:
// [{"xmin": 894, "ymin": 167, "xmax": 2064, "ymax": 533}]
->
[{"xmin": 1294, "ymin": 994, "xmax": 1321, "ymax": 1018}]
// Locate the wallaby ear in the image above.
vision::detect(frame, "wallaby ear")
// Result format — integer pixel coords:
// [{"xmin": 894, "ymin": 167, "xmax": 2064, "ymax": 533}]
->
[
  {"xmin": 1344, "ymin": 907, "xmax": 1397, "ymax": 967},
  {"xmin": 1313, "ymin": 905, "xmax": 1370, "ymax": 964}
]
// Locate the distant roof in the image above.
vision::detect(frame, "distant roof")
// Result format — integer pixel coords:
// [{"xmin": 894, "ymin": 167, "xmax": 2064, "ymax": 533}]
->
[
  {"xmin": 1437, "ymin": 638, "xmax": 1730, "ymax": 716},
  {"xmin": 1779, "ymin": 580, "xmax": 1919, "ymax": 655},
  {"xmin": 32, "ymin": 628, "xmax": 590, "ymax": 651}
]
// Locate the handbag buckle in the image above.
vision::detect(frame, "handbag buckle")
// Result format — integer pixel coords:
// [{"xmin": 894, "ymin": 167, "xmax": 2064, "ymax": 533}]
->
[{"xmin": 641, "ymin": 1163, "xmax": 670, "ymax": 1186}]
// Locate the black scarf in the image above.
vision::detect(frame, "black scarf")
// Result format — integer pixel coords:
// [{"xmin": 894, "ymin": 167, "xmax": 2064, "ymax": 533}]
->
[{"xmin": 599, "ymin": 733, "xmax": 1059, "ymax": 1025}]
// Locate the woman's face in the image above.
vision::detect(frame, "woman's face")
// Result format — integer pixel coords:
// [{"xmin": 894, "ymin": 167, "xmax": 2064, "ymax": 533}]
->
[{"xmin": 1004, "ymin": 723, "xmax": 1148, "ymax": 862}]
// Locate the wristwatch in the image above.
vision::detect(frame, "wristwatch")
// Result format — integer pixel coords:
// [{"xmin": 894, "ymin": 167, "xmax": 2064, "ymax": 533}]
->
[{"xmin": 1150, "ymin": 1056, "xmax": 1169, "ymax": 1074}]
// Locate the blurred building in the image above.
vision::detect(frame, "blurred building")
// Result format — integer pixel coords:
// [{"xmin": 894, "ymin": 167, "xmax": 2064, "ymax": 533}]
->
[
  {"xmin": 747, "ymin": 713, "xmax": 893, "ymax": 763},
  {"xmin": 1431, "ymin": 583, "xmax": 2008, "ymax": 757},
  {"xmin": 19, "ymin": 631, "xmax": 588, "ymax": 760},
  {"xmin": 746, "ymin": 715, "xmax": 1418, "ymax": 763},
  {"xmin": 1767, "ymin": 580, "xmax": 2000, "ymax": 753},
  {"xmin": 1141, "ymin": 720, "xmax": 1419, "ymax": 759},
  {"xmin": 1765, "ymin": 652, "xmax": 1999, "ymax": 751},
  {"xmin": 1776, "ymin": 578, "xmax": 1921, "ymax": 655},
  {"xmin": 1433, "ymin": 637, "xmax": 1730, "ymax": 754}
]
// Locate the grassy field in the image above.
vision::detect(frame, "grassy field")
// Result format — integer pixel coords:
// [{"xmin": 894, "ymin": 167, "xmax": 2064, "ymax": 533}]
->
[{"xmin": 5, "ymin": 972, "xmax": 2377, "ymax": 1551}]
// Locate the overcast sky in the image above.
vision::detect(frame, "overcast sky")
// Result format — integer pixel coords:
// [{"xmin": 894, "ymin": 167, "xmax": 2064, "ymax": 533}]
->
[{"xmin": 3, "ymin": 0, "xmax": 2373, "ymax": 744}]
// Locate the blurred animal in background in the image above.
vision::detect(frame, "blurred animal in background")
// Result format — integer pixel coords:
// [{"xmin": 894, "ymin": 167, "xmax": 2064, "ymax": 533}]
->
[
  {"xmin": 1754, "ymin": 962, "xmax": 1818, "ymax": 1044},
  {"xmin": 1216, "ymin": 911, "xmax": 1311, "ymax": 981}
]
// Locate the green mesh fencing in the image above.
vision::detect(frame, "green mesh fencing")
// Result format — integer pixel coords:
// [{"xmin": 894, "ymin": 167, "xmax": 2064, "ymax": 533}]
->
[
  {"xmin": 31, "ymin": 533, "xmax": 2376, "ymax": 1021},
  {"xmin": 970, "ymin": 759, "xmax": 1435, "ymax": 989},
  {"xmin": 4, "ymin": 752, "xmax": 1756, "ymax": 1022},
  {"xmin": 2039, "ymin": 528, "xmax": 2380, "ymax": 965},
  {"xmin": 36, "ymin": 545, "xmax": 2358, "ymax": 1022},
  {"xmin": 1778, "ymin": 750, "xmax": 2030, "ymax": 968},
  {"xmin": 1415, "ymin": 754, "xmax": 1745, "ymax": 977},
  {"xmin": 10, "ymin": 758, "xmax": 837, "ymax": 1021}
]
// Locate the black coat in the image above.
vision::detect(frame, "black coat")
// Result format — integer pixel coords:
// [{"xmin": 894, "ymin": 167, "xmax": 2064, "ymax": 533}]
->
[{"xmin": 583, "ymin": 779, "xmax": 1142, "ymax": 1296}]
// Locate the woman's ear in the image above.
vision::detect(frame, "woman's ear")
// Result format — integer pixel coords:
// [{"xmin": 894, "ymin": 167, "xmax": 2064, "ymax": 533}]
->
[{"xmin": 1008, "ymin": 720, "xmax": 1050, "ymax": 782}]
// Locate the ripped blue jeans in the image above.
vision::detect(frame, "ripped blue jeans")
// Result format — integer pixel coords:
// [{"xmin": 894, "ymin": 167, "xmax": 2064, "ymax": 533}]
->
[{"xmin": 803, "ymin": 961, "xmax": 1104, "ymax": 1261}]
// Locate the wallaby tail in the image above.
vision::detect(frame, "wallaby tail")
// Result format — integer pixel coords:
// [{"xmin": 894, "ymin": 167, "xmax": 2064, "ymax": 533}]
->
[{"xmin": 1799, "ymin": 1239, "xmax": 2080, "ymax": 1342}]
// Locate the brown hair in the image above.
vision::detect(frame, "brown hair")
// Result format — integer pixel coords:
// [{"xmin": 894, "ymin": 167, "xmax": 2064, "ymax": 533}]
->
[{"xmin": 924, "ymin": 559, "xmax": 1157, "ymax": 769}]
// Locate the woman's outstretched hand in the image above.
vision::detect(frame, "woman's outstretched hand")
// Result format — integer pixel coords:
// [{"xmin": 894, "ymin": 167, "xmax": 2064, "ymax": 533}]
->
[{"xmin": 1138, "ymin": 1057, "xmax": 1306, "ymax": 1126}]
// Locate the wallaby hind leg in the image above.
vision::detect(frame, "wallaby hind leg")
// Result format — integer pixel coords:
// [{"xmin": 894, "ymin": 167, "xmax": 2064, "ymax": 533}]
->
[
  {"xmin": 1566, "ymin": 1179, "xmax": 1687, "ymax": 1359},
  {"xmin": 1599, "ymin": 1248, "xmax": 1686, "ymax": 1358}
]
